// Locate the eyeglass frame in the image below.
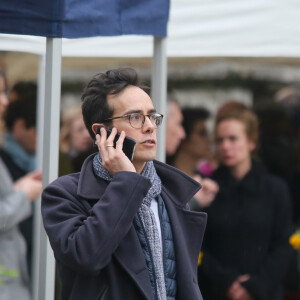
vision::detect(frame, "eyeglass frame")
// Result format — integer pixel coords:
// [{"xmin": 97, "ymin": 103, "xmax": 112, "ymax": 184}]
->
[{"xmin": 101, "ymin": 112, "xmax": 164, "ymax": 129}]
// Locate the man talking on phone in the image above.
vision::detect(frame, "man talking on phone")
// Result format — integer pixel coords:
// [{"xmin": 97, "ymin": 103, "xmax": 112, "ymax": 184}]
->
[{"xmin": 41, "ymin": 67, "xmax": 207, "ymax": 300}]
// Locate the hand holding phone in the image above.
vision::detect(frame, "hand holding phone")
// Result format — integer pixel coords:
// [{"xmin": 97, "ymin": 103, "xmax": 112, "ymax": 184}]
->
[{"xmin": 96, "ymin": 126, "xmax": 136, "ymax": 161}]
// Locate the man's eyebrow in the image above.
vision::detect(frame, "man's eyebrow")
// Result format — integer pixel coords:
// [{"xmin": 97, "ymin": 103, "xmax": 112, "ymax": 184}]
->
[{"xmin": 124, "ymin": 108, "xmax": 157, "ymax": 115}]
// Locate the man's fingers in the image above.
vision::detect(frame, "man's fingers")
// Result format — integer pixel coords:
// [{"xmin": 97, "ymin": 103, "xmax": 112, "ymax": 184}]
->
[
  {"xmin": 97, "ymin": 127, "xmax": 109, "ymax": 159},
  {"xmin": 99, "ymin": 127, "xmax": 107, "ymax": 144},
  {"xmin": 105, "ymin": 127, "xmax": 117, "ymax": 147},
  {"xmin": 95, "ymin": 133, "xmax": 101, "ymax": 145},
  {"xmin": 116, "ymin": 131, "xmax": 125, "ymax": 151}
]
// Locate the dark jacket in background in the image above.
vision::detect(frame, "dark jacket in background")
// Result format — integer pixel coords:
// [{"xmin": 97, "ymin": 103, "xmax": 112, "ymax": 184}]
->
[
  {"xmin": 198, "ymin": 161, "xmax": 293, "ymax": 300},
  {"xmin": 42, "ymin": 154, "xmax": 207, "ymax": 300}
]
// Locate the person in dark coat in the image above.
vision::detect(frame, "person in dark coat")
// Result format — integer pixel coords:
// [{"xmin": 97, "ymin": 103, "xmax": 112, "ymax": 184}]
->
[
  {"xmin": 198, "ymin": 107, "xmax": 293, "ymax": 300},
  {"xmin": 41, "ymin": 68, "xmax": 207, "ymax": 300}
]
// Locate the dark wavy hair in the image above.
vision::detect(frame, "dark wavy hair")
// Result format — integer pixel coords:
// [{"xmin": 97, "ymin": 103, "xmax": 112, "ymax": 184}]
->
[
  {"xmin": 81, "ymin": 67, "xmax": 148, "ymax": 138},
  {"xmin": 182, "ymin": 107, "xmax": 210, "ymax": 140},
  {"xmin": 4, "ymin": 94, "xmax": 37, "ymax": 130}
]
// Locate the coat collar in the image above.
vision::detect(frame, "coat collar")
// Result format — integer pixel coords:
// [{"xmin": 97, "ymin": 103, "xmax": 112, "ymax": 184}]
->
[
  {"xmin": 77, "ymin": 153, "xmax": 202, "ymax": 205},
  {"xmin": 154, "ymin": 160, "xmax": 201, "ymax": 206},
  {"xmin": 76, "ymin": 153, "xmax": 205, "ymax": 300},
  {"xmin": 76, "ymin": 154, "xmax": 107, "ymax": 200}
]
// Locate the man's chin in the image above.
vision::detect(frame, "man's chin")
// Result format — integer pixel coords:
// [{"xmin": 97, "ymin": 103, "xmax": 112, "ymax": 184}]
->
[{"xmin": 133, "ymin": 152, "xmax": 156, "ymax": 164}]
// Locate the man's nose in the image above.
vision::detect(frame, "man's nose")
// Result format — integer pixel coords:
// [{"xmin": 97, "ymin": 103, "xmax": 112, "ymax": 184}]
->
[{"xmin": 142, "ymin": 116, "xmax": 155, "ymax": 133}]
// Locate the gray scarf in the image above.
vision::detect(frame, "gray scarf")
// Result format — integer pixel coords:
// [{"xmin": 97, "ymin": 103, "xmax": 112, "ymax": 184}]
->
[{"xmin": 93, "ymin": 154, "xmax": 167, "ymax": 300}]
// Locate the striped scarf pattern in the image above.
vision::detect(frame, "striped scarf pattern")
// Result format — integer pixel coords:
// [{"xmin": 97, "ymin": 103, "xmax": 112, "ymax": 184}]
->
[{"xmin": 93, "ymin": 154, "xmax": 167, "ymax": 300}]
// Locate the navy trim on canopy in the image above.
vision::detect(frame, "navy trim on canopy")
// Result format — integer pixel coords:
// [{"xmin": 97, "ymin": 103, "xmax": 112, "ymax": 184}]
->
[{"xmin": 0, "ymin": 0, "xmax": 170, "ymax": 38}]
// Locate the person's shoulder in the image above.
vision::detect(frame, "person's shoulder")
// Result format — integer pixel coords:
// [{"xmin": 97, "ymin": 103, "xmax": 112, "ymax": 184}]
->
[
  {"xmin": 264, "ymin": 172, "xmax": 289, "ymax": 194},
  {"xmin": 58, "ymin": 172, "xmax": 80, "ymax": 183},
  {"xmin": 44, "ymin": 172, "xmax": 80, "ymax": 193},
  {"xmin": 256, "ymin": 164, "xmax": 292, "ymax": 215},
  {"xmin": 254, "ymin": 161, "xmax": 288, "ymax": 187},
  {"xmin": 254, "ymin": 161, "xmax": 290, "ymax": 197}
]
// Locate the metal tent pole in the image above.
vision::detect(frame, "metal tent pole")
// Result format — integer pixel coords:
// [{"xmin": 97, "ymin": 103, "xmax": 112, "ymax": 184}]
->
[
  {"xmin": 33, "ymin": 37, "xmax": 62, "ymax": 300},
  {"xmin": 32, "ymin": 52, "xmax": 45, "ymax": 299},
  {"xmin": 151, "ymin": 37, "xmax": 167, "ymax": 163}
]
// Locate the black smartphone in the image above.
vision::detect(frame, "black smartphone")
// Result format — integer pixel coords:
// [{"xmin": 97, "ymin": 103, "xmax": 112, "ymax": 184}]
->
[{"xmin": 96, "ymin": 127, "xmax": 136, "ymax": 161}]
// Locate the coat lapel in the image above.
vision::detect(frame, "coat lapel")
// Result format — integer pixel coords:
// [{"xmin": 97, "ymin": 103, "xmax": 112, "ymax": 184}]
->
[
  {"xmin": 77, "ymin": 155, "xmax": 152, "ymax": 299},
  {"xmin": 114, "ymin": 227, "xmax": 153, "ymax": 300},
  {"xmin": 161, "ymin": 188, "xmax": 207, "ymax": 300},
  {"xmin": 77, "ymin": 154, "xmax": 206, "ymax": 300}
]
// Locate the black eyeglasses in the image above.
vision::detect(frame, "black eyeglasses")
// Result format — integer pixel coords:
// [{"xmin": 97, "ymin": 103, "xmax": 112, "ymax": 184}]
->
[{"xmin": 102, "ymin": 113, "xmax": 163, "ymax": 129}]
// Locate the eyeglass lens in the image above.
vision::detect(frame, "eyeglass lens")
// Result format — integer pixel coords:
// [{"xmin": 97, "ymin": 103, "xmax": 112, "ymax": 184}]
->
[{"xmin": 129, "ymin": 113, "xmax": 162, "ymax": 128}]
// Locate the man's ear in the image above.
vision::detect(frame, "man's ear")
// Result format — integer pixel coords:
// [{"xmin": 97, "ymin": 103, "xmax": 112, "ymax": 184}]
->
[{"xmin": 91, "ymin": 123, "xmax": 104, "ymax": 136}]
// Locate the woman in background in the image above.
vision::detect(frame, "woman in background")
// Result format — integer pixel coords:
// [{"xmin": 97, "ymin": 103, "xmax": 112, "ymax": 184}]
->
[
  {"xmin": 0, "ymin": 68, "xmax": 42, "ymax": 300},
  {"xmin": 172, "ymin": 107, "xmax": 219, "ymax": 209},
  {"xmin": 59, "ymin": 105, "xmax": 94, "ymax": 175},
  {"xmin": 198, "ymin": 107, "xmax": 293, "ymax": 300}
]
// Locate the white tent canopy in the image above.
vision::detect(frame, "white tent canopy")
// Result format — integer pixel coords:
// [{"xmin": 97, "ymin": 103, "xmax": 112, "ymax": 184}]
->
[{"xmin": 1, "ymin": 0, "xmax": 300, "ymax": 58}]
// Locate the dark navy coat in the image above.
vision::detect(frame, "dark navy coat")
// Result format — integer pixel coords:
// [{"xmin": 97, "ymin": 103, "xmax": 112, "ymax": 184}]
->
[
  {"xmin": 198, "ymin": 161, "xmax": 293, "ymax": 300},
  {"xmin": 41, "ymin": 154, "xmax": 207, "ymax": 300}
]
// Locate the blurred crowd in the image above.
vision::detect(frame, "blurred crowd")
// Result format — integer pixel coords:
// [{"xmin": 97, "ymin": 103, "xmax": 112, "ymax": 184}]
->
[
  {"xmin": 0, "ymin": 64, "xmax": 300, "ymax": 299},
  {"xmin": 166, "ymin": 94, "xmax": 300, "ymax": 300},
  {"xmin": 0, "ymin": 68, "xmax": 94, "ymax": 299}
]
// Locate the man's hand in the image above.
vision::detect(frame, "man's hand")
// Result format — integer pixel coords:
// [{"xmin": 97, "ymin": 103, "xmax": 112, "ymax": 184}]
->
[
  {"xmin": 193, "ymin": 175, "xmax": 219, "ymax": 208},
  {"xmin": 14, "ymin": 170, "xmax": 43, "ymax": 202},
  {"xmin": 227, "ymin": 274, "xmax": 253, "ymax": 300},
  {"xmin": 96, "ymin": 127, "xmax": 136, "ymax": 175}
]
